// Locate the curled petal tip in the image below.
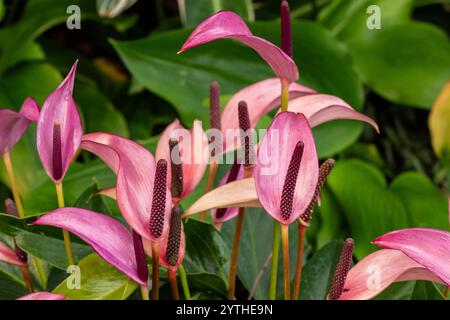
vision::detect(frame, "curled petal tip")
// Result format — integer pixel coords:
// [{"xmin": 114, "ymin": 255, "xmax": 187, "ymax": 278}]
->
[{"xmin": 17, "ymin": 292, "xmax": 66, "ymax": 300}]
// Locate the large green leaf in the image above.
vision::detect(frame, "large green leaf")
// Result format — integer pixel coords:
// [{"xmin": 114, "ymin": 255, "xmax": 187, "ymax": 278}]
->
[
  {"xmin": 319, "ymin": 0, "xmax": 414, "ymax": 41},
  {"xmin": 183, "ymin": 219, "xmax": 230, "ymax": 284},
  {"xmin": 112, "ymin": 20, "xmax": 365, "ymax": 157},
  {"xmin": 52, "ymin": 253, "xmax": 137, "ymax": 300},
  {"xmin": 221, "ymin": 208, "xmax": 311, "ymax": 299},
  {"xmin": 348, "ymin": 22, "xmax": 450, "ymax": 109},
  {"xmin": 299, "ymin": 240, "xmax": 343, "ymax": 300},
  {"xmin": 0, "ymin": 214, "xmax": 92, "ymax": 269},
  {"xmin": 0, "ymin": 0, "xmax": 97, "ymax": 73},
  {"xmin": 327, "ymin": 159, "xmax": 449, "ymax": 259},
  {"xmin": 180, "ymin": 0, "xmax": 254, "ymax": 28}
]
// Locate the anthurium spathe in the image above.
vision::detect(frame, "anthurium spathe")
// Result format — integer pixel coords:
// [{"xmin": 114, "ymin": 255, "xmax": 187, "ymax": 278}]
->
[
  {"xmin": 17, "ymin": 292, "xmax": 66, "ymax": 300},
  {"xmin": 339, "ymin": 228, "xmax": 450, "ymax": 300},
  {"xmin": 36, "ymin": 61, "xmax": 82, "ymax": 183},
  {"xmin": 0, "ymin": 242, "xmax": 26, "ymax": 266},
  {"xmin": 34, "ymin": 208, "xmax": 149, "ymax": 286},
  {"xmin": 80, "ymin": 132, "xmax": 172, "ymax": 241},
  {"xmin": 155, "ymin": 119, "xmax": 208, "ymax": 201},
  {"xmin": 179, "ymin": 11, "xmax": 298, "ymax": 84},
  {"xmin": 0, "ymin": 97, "xmax": 39, "ymax": 156}
]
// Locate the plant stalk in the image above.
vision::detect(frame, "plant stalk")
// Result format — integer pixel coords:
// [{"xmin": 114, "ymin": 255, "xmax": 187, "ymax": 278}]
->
[
  {"xmin": 268, "ymin": 221, "xmax": 280, "ymax": 299},
  {"xmin": 179, "ymin": 264, "xmax": 191, "ymax": 300},
  {"xmin": 20, "ymin": 265, "xmax": 34, "ymax": 293},
  {"xmin": 168, "ymin": 269, "xmax": 180, "ymax": 300},
  {"xmin": 200, "ymin": 160, "xmax": 218, "ymax": 221},
  {"xmin": 151, "ymin": 241, "xmax": 160, "ymax": 300},
  {"xmin": 140, "ymin": 285, "xmax": 149, "ymax": 300},
  {"xmin": 2, "ymin": 153, "xmax": 25, "ymax": 218},
  {"xmin": 281, "ymin": 223, "xmax": 291, "ymax": 300},
  {"xmin": 292, "ymin": 223, "xmax": 307, "ymax": 300},
  {"xmin": 280, "ymin": 78, "xmax": 290, "ymax": 112},
  {"xmin": 56, "ymin": 182, "xmax": 74, "ymax": 266}
]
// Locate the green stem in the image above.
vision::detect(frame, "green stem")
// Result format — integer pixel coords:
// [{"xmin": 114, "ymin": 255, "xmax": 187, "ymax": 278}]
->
[
  {"xmin": 269, "ymin": 221, "xmax": 281, "ymax": 300},
  {"xmin": 178, "ymin": 265, "xmax": 191, "ymax": 300},
  {"xmin": 56, "ymin": 182, "xmax": 74, "ymax": 266},
  {"xmin": 3, "ymin": 153, "xmax": 25, "ymax": 218},
  {"xmin": 32, "ymin": 257, "xmax": 47, "ymax": 289}
]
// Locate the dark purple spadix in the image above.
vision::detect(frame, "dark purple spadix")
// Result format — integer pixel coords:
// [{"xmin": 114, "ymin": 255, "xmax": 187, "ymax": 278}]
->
[
  {"xmin": 216, "ymin": 162, "xmax": 241, "ymax": 219},
  {"xmin": 4, "ymin": 199, "xmax": 18, "ymax": 217},
  {"xmin": 299, "ymin": 159, "xmax": 335, "ymax": 224},
  {"xmin": 281, "ymin": 0, "xmax": 292, "ymax": 58},
  {"xmin": 13, "ymin": 239, "xmax": 27, "ymax": 264},
  {"xmin": 169, "ymin": 139, "xmax": 183, "ymax": 198},
  {"xmin": 166, "ymin": 204, "xmax": 183, "ymax": 266},
  {"xmin": 149, "ymin": 159, "xmax": 168, "ymax": 239},
  {"xmin": 328, "ymin": 238, "xmax": 354, "ymax": 300},
  {"xmin": 238, "ymin": 101, "xmax": 255, "ymax": 166},
  {"xmin": 210, "ymin": 81, "xmax": 221, "ymax": 132},
  {"xmin": 52, "ymin": 123, "xmax": 63, "ymax": 181},
  {"xmin": 280, "ymin": 141, "xmax": 304, "ymax": 221},
  {"xmin": 132, "ymin": 230, "xmax": 149, "ymax": 282}
]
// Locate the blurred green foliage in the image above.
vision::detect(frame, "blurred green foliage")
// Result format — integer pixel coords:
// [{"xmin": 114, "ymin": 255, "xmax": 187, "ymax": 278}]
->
[{"xmin": 0, "ymin": 0, "xmax": 448, "ymax": 300}]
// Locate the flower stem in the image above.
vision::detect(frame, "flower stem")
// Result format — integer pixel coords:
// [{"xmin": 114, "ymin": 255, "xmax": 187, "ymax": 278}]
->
[
  {"xmin": 168, "ymin": 269, "xmax": 180, "ymax": 300},
  {"xmin": 55, "ymin": 182, "xmax": 74, "ymax": 266},
  {"xmin": 268, "ymin": 221, "xmax": 280, "ymax": 299},
  {"xmin": 292, "ymin": 223, "xmax": 307, "ymax": 300},
  {"xmin": 20, "ymin": 265, "xmax": 34, "ymax": 293},
  {"xmin": 445, "ymin": 287, "xmax": 449, "ymax": 300},
  {"xmin": 179, "ymin": 264, "xmax": 191, "ymax": 300},
  {"xmin": 227, "ymin": 166, "xmax": 252, "ymax": 299},
  {"xmin": 200, "ymin": 161, "xmax": 218, "ymax": 221},
  {"xmin": 140, "ymin": 285, "xmax": 149, "ymax": 300},
  {"xmin": 281, "ymin": 223, "xmax": 291, "ymax": 300},
  {"xmin": 151, "ymin": 241, "xmax": 160, "ymax": 300},
  {"xmin": 2, "ymin": 153, "xmax": 25, "ymax": 218},
  {"xmin": 280, "ymin": 78, "xmax": 290, "ymax": 112},
  {"xmin": 227, "ymin": 209, "xmax": 245, "ymax": 300},
  {"xmin": 32, "ymin": 256, "xmax": 47, "ymax": 289}
]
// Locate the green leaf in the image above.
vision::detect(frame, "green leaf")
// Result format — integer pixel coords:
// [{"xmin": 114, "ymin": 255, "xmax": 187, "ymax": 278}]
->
[
  {"xmin": 411, "ymin": 281, "xmax": 446, "ymax": 300},
  {"xmin": 75, "ymin": 81, "xmax": 129, "ymax": 137},
  {"xmin": 112, "ymin": 20, "xmax": 364, "ymax": 157},
  {"xmin": 299, "ymin": 240, "xmax": 343, "ymax": 300},
  {"xmin": 319, "ymin": 0, "xmax": 414, "ymax": 41},
  {"xmin": 0, "ymin": 0, "xmax": 97, "ymax": 73},
  {"xmin": 327, "ymin": 160, "xmax": 449, "ymax": 259},
  {"xmin": 374, "ymin": 281, "xmax": 416, "ymax": 300},
  {"xmin": 52, "ymin": 253, "xmax": 138, "ymax": 300},
  {"xmin": 390, "ymin": 172, "xmax": 449, "ymax": 230},
  {"xmin": 220, "ymin": 208, "xmax": 311, "ymax": 299},
  {"xmin": 0, "ymin": 214, "xmax": 92, "ymax": 269},
  {"xmin": 180, "ymin": 0, "xmax": 254, "ymax": 27},
  {"xmin": 184, "ymin": 273, "xmax": 227, "ymax": 298},
  {"xmin": 0, "ymin": 262, "xmax": 28, "ymax": 299},
  {"xmin": 348, "ymin": 22, "xmax": 450, "ymax": 109},
  {"xmin": 183, "ymin": 219, "xmax": 230, "ymax": 284}
]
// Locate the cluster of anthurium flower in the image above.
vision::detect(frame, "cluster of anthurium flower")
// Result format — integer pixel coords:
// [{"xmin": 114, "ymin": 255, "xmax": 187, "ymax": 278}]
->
[{"xmin": 0, "ymin": 1, "xmax": 449, "ymax": 300}]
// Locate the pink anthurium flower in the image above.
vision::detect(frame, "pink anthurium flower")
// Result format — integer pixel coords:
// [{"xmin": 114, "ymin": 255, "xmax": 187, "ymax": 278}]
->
[
  {"xmin": 80, "ymin": 132, "xmax": 172, "ymax": 242},
  {"xmin": 179, "ymin": 11, "xmax": 299, "ymax": 84},
  {"xmin": 34, "ymin": 208, "xmax": 149, "ymax": 286},
  {"xmin": 184, "ymin": 112, "xmax": 319, "ymax": 225},
  {"xmin": 36, "ymin": 61, "xmax": 82, "ymax": 183},
  {"xmin": 336, "ymin": 228, "xmax": 450, "ymax": 300},
  {"xmin": 17, "ymin": 292, "xmax": 66, "ymax": 300},
  {"xmin": 0, "ymin": 97, "xmax": 39, "ymax": 156},
  {"xmin": 155, "ymin": 119, "xmax": 208, "ymax": 201},
  {"xmin": 0, "ymin": 242, "xmax": 26, "ymax": 266}
]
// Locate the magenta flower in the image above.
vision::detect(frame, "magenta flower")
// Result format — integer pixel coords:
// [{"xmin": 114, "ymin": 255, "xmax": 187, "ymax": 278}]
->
[
  {"xmin": 185, "ymin": 111, "xmax": 319, "ymax": 225},
  {"xmin": 155, "ymin": 119, "xmax": 208, "ymax": 201},
  {"xmin": 34, "ymin": 208, "xmax": 149, "ymax": 286},
  {"xmin": 179, "ymin": 11, "xmax": 299, "ymax": 84},
  {"xmin": 0, "ymin": 242, "xmax": 26, "ymax": 266},
  {"xmin": 0, "ymin": 97, "xmax": 39, "ymax": 155},
  {"xmin": 337, "ymin": 228, "xmax": 450, "ymax": 300},
  {"xmin": 81, "ymin": 132, "xmax": 172, "ymax": 241},
  {"xmin": 36, "ymin": 61, "xmax": 82, "ymax": 183},
  {"xmin": 17, "ymin": 292, "xmax": 66, "ymax": 300}
]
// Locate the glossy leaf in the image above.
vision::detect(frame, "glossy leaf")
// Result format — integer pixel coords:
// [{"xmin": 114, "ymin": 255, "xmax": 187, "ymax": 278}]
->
[{"xmin": 53, "ymin": 253, "xmax": 138, "ymax": 300}]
